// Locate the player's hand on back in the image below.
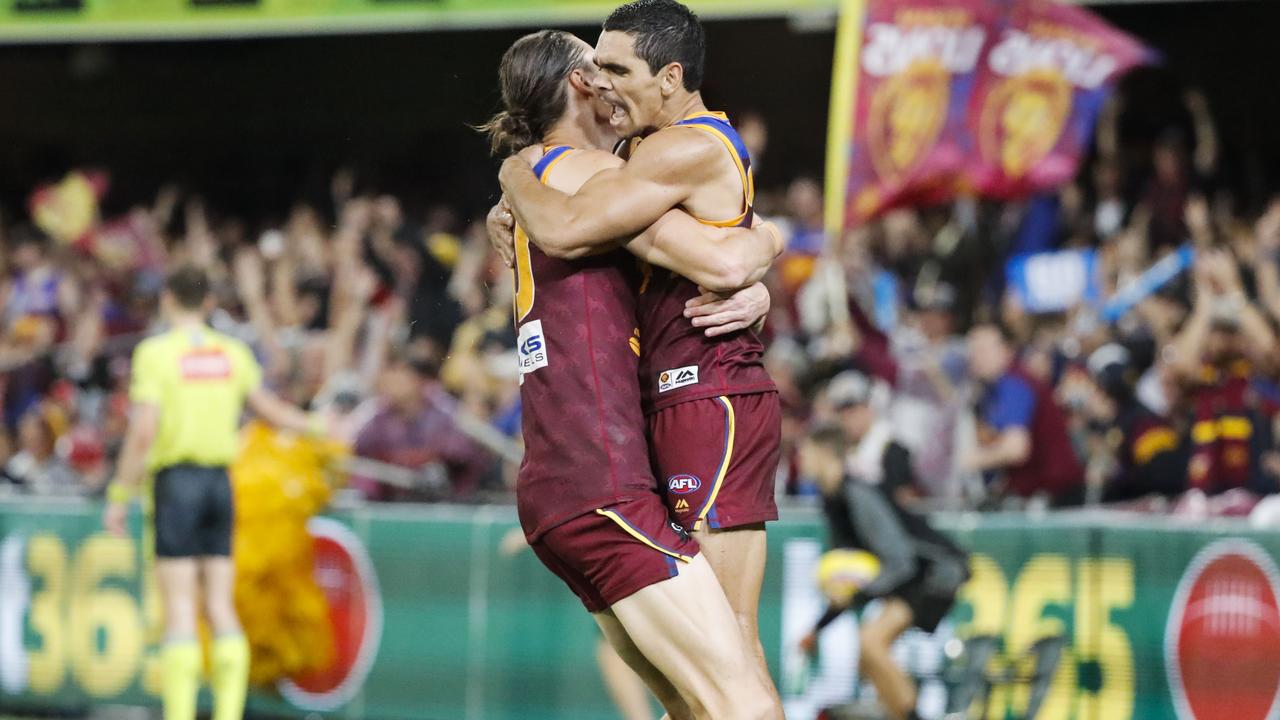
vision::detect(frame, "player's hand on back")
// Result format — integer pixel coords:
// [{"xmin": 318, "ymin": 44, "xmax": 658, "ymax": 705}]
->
[
  {"xmin": 684, "ymin": 282, "xmax": 772, "ymax": 338},
  {"xmin": 486, "ymin": 197, "xmax": 516, "ymax": 268}
]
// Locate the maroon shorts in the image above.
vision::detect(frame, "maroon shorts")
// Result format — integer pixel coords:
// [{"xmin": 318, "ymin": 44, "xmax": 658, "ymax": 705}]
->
[
  {"xmin": 530, "ymin": 494, "xmax": 700, "ymax": 613},
  {"xmin": 648, "ymin": 391, "xmax": 781, "ymax": 532}
]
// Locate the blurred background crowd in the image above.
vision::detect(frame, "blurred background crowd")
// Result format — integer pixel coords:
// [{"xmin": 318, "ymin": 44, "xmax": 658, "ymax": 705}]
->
[{"xmin": 2, "ymin": 45, "xmax": 1280, "ymax": 526}]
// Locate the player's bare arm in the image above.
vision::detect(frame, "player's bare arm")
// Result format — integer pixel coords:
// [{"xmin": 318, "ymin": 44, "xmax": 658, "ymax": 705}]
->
[
  {"xmin": 627, "ymin": 213, "xmax": 783, "ymax": 294},
  {"xmin": 498, "ymin": 128, "xmax": 722, "ymax": 249},
  {"xmin": 494, "ymin": 139, "xmax": 780, "ymax": 291}
]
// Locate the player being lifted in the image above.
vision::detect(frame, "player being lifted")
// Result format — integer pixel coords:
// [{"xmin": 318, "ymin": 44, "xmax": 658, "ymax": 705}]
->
[
  {"xmin": 497, "ymin": 2, "xmax": 784, "ymax": 714},
  {"xmin": 481, "ymin": 29, "xmax": 781, "ymax": 719}
]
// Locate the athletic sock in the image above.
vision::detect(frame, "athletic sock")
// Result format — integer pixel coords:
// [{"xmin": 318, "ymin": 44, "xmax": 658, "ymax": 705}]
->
[
  {"xmin": 211, "ymin": 633, "xmax": 250, "ymax": 720},
  {"xmin": 161, "ymin": 640, "xmax": 201, "ymax": 720}
]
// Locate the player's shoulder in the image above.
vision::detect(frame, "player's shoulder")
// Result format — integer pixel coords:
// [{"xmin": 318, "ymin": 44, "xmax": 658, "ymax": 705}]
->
[
  {"xmin": 563, "ymin": 147, "xmax": 625, "ymax": 172},
  {"xmin": 627, "ymin": 127, "xmax": 723, "ymax": 174},
  {"xmin": 547, "ymin": 147, "xmax": 625, "ymax": 192}
]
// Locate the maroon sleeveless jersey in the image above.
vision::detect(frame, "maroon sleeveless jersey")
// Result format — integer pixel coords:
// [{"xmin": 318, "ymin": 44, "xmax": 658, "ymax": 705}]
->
[
  {"xmin": 636, "ymin": 113, "xmax": 776, "ymax": 413},
  {"xmin": 514, "ymin": 146, "xmax": 654, "ymax": 541}
]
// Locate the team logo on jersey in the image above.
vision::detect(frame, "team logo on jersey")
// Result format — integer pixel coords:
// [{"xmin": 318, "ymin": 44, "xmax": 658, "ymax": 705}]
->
[
  {"xmin": 1165, "ymin": 539, "xmax": 1280, "ymax": 720},
  {"xmin": 517, "ymin": 319, "xmax": 549, "ymax": 375},
  {"xmin": 658, "ymin": 366, "xmax": 698, "ymax": 393},
  {"xmin": 668, "ymin": 474, "xmax": 701, "ymax": 495}
]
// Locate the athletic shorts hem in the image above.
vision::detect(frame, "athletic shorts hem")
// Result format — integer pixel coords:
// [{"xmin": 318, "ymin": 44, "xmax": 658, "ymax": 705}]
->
[
  {"xmin": 529, "ymin": 497, "xmax": 699, "ymax": 614},
  {"xmin": 699, "ymin": 508, "xmax": 779, "ymax": 531},
  {"xmin": 582, "ymin": 555, "xmax": 684, "ymax": 613}
]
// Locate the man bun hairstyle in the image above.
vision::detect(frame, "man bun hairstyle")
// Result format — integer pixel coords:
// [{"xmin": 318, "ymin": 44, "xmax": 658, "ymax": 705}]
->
[
  {"xmin": 479, "ymin": 30, "xmax": 592, "ymax": 156},
  {"xmin": 604, "ymin": 0, "xmax": 706, "ymax": 92}
]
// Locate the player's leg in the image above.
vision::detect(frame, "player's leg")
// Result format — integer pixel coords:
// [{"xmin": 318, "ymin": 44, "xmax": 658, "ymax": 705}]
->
[
  {"xmin": 690, "ymin": 522, "xmax": 778, "ymax": 714},
  {"xmin": 595, "ymin": 635, "xmax": 659, "ymax": 720},
  {"xmin": 650, "ymin": 393, "xmax": 783, "ymax": 717},
  {"xmin": 594, "ymin": 611, "xmax": 685, "ymax": 720},
  {"xmin": 198, "ymin": 468, "xmax": 249, "ymax": 720},
  {"xmin": 609, "ymin": 553, "xmax": 775, "ymax": 720},
  {"xmin": 858, "ymin": 597, "xmax": 917, "ymax": 720},
  {"xmin": 153, "ymin": 467, "xmax": 203, "ymax": 720}
]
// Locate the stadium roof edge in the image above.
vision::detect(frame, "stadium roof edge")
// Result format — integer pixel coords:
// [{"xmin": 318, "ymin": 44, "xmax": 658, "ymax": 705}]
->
[{"xmin": 0, "ymin": 0, "xmax": 1231, "ymax": 46}]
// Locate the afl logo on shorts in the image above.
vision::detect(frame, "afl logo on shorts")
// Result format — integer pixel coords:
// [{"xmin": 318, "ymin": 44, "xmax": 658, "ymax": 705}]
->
[
  {"xmin": 1165, "ymin": 539, "xmax": 1280, "ymax": 720},
  {"xmin": 279, "ymin": 518, "xmax": 384, "ymax": 712},
  {"xmin": 667, "ymin": 474, "xmax": 701, "ymax": 495}
]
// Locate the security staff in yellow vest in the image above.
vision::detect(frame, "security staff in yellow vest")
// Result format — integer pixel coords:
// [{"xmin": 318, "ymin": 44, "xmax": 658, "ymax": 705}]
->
[{"xmin": 103, "ymin": 265, "xmax": 327, "ymax": 720}]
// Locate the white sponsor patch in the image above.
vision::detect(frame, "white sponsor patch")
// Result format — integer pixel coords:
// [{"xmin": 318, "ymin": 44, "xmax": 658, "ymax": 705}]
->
[
  {"xmin": 658, "ymin": 365, "xmax": 698, "ymax": 393},
  {"xmin": 518, "ymin": 320, "xmax": 549, "ymax": 376}
]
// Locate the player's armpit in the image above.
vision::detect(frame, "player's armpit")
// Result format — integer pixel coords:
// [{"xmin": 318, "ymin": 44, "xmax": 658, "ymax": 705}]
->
[
  {"xmin": 498, "ymin": 131, "xmax": 714, "ymax": 251},
  {"xmin": 627, "ymin": 213, "xmax": 783, "ymax": 294}
]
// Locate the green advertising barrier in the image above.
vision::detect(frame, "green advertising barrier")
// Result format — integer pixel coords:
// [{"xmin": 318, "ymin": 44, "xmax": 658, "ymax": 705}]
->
[
  {"xmin": 0, "ymin": 0, "xmax": 837, "ymax": 43},
  {"xmin": 1, "ymin": 499, "xmax": 1279, "ymax": 719}
]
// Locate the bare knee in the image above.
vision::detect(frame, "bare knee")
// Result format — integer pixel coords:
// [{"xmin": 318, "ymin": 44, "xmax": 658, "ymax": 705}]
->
[{"xmin": 203, "ymin": 590, "xmax": 239, "ymax": 635}]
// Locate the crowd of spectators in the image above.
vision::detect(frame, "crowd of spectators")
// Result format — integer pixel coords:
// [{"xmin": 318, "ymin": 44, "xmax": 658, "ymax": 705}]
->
[{"xmin": 2, "ymin": 86, "xmax": 1279, "ymax": 522}]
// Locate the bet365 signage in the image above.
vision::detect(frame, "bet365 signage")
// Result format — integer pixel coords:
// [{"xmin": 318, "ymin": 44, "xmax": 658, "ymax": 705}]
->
[{"xmin": 0, "ymin": 533, "xmax": 157, "ymax": 700}]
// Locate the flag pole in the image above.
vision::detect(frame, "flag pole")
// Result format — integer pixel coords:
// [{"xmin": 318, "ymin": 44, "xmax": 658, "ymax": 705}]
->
[{"xmin": 823, "ymin": 0, "xmax": 867, "ymax": 237}]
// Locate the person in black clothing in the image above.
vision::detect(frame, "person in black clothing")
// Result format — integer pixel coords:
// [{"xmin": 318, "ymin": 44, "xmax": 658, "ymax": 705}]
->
[
  {"xmin": 797, "ymin": 407, "xmax": 969, "ymax": 720},
  {"xmin": 1083, "ymin": 343, "xmax": 1189, "ymax": 501}
]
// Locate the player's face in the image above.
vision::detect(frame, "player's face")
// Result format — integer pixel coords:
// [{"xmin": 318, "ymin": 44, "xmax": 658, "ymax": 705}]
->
[
  {"xmin": 566, "ymin": 37, "xmax": 616, "ymax": 135},
  {"xmin": 593, "ymin": 30, "xmax": 665, "ymax": 137}
]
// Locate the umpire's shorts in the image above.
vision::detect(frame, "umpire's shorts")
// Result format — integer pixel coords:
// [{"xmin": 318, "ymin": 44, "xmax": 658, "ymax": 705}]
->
[{"xmin": 153, "ymin": 464, "xmax": 233, "ymax": 558}]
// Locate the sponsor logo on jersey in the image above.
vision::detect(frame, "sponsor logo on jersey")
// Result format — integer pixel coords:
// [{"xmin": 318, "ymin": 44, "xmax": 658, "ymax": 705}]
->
[
  {"xmin": 668, "ymin": 474, "xmax": 701, "ymax": 495},
  {"xmin": 279, "ymin": 518, "xmax": 383, "ymax": 712},
  {"xmin": 1165, "ymin": 539, "xmax": 1280, "ymax": 720},
  {"xmin": 517, "ymin": 319, "xmax": 549, "ymax": 375},
  {"xmin": 658, "ymin": 365, "xmax": 698, "ymax": 393},
  {"xmin": 674, "ymin": 498, "xmax": 690, "ymax": 512},
  {"xmin": 180, "ymin": 349, "xmax": 231, "ymax": 380}
]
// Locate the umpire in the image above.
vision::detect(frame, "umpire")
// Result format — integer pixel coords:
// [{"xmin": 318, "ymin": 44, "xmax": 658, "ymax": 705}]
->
[{"xmin": 104, "ymin": 266, "xmax": 325, "ymax": 720}]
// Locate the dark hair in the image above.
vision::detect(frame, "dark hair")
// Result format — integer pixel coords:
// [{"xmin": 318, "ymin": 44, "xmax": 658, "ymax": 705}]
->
[
  {"xmin": 804, "ymin": 422, "xmax": 849, "ymax": 457},
  {"xmin": 479, "ymin": 30, "xmax": 591, "ymax": 156},
  {"xmin": 603, "ymin": 0, "xmax": 706, "ymax": 92},
  {"xmin": 165, "ymin": 265, "xmax": 210, "ymax": 310}
]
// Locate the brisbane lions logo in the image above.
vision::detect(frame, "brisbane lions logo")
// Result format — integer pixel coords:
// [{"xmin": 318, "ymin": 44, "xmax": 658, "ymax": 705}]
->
[
  {"xmin": 866, "ymin": 59, "xmax": 950, "ymax": 182},
  {"xmin": 978, "ymin": 69, "xmax": 1072, "ymax": 179}
]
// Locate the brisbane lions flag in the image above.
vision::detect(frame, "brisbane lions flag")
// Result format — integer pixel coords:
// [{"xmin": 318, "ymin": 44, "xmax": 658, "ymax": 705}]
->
[{"xmin": 825, "ymin": 0, "xmax": 1154, "ymax": 232}]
